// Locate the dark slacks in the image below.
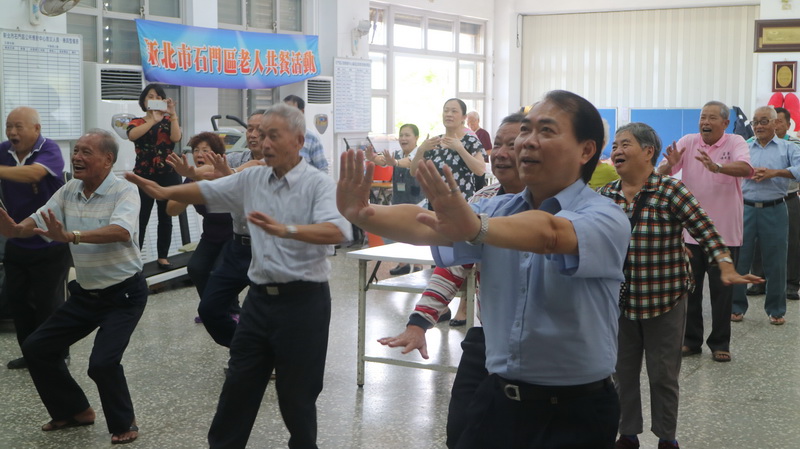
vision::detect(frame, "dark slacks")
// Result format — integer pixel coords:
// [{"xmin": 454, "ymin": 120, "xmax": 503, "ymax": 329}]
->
[
  {"xmin": 186, "ymin": 238, "xmax": 226, "ymax": 298},
  {"xmin": 4, "ymin": 242, "xmax": 71, "ymax": 349},
  {"xmin": 684, "ymin": 244, "xmax": 739, "ymax": 353},
  {"xmin": 208, "ymin": 281, "xmax": 331, "ymax": 449},
  {"xmin": 137, "ymin": 170, "xmax": 181, "ymax": 259},
  {"xmin": 454, "ymin": 374, "xmax": 619, "ymax": 449},
  {"xmin": 446, "ymin": 326, "xmax": 489, "ymax": 449},
  {"xmin": 21, "ymin": 274, "xmax": 148, "ymax": 434},
  {"xmin": 198, "ymin": 238, "xmax": 251, "ymax": 347}
]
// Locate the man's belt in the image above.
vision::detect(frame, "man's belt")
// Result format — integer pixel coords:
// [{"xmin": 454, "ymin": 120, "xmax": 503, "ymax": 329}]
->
[
  {"xmin": 82, "ymin": 273, "xmax": 142, "ymax": 298},
  {"xmin": 786, "ymin": 191, "xmax": 799, "ymax": 201},
  {"xmin": 496, "ymin": 374, "xmax": 613, "ymax": 403},
  {"xmin": 744, "ymin": 198, "xmax": 785, "ymax": 208},
  {"xmin": 250, "ymin": 280, "xmax": 324, "ymax": 296},
  {"xmin": 233, "ymin": 233, "xmax": 251, "ymax": 246}
]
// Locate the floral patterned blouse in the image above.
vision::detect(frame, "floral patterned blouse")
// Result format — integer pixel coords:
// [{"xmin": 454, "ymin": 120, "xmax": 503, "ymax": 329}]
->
[
  {"xmin": 424, "ymin": 133, "xmax": 486, "ymax": 200},
  {"xmin": 127, "ymin": 116, "xmax": 177, "ymax": 177}
]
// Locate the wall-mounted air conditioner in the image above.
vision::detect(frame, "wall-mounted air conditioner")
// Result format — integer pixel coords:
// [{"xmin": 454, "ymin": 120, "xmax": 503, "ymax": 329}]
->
[
  {"xmin": 280, "ymin": 76, "xmax": 333, "ymax": 172},
  {"xmin": 83, "ymin": 63, "xmax": 144, "ymax": 173}
]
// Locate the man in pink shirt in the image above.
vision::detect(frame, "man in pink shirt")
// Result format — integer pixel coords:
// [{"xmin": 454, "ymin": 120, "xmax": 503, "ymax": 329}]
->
[{"xmin": 657, "ymin": 101, "xmax": 753, "ymax": 362}]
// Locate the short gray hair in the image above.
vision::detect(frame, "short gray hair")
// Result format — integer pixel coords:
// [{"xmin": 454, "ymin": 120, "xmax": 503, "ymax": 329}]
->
[
  {"xmin": 703, "ymin": 101, "xmax": 730, "ymax": 120},
  {"xmin": 263, "ymin": 103, "xmax": 306, "ymax": 136},
  {"xmin": 616, "ymin": 122, "xmax": 662, "ymax": 166},
  {"xmin": 85, "ymin": 128, "xmax": 119, "ymax": 162},
  {"xmin": 754, "ymin": 106, "xmax": 778, "ymax": 120}
]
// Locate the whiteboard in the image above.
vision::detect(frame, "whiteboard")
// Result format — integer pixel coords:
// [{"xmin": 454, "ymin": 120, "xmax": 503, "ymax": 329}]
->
[
  {"xmin": 1, "ymin": 29, "xmax": 83, "ymax": 140},
  {"xmin": 334, "ymin": 58, "xmax": 371, "ymax": 133}
]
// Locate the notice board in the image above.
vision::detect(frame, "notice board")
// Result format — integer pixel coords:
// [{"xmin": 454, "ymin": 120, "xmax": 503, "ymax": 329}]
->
[
  {"xmin": 0, "ymin": 29, "xmax": 83, "ymax": 140},
  {"xmin": 334, "ymin": 58, "xmax": 371, "ymax": 133}
]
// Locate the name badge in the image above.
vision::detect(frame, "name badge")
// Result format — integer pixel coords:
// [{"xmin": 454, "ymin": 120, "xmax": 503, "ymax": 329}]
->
[{"xmin": 396, "ymin": 182, "xmax": 406, "ymax": 192}]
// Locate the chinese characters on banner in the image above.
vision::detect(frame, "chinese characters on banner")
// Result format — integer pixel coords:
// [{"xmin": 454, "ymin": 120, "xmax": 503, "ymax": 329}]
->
[{"xmin": 135, "ymin": 19, "xmax": 320, "ymax": 89}]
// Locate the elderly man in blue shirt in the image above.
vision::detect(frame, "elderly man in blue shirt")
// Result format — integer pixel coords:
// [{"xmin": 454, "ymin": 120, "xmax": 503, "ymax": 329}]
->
[
  {"xmin": 338, "ymin": 90, "xmax": 631, "ymax": 449},
  {"xmin": 732, "ymin": 106, "xmax": 800, "ymax": 325},
  {"xmin": 126, "ymin": 103, "xmax": 350, "ymax": 449}
]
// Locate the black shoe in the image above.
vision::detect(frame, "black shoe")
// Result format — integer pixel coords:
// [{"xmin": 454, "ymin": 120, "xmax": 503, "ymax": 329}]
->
[
  {"xmin": 389, "ymin": 264, "xmax": 411, "ymax": 275},
  {"xmin": 746, "ymin": 285, "xmax": 765, "ymax": 296},
  {"xmin": 437, "ymin": 310, "xmax": 452, "ymax": 323},
  {"xmin": 449, "ymin": 319, "xmax": 467, "ymax": 327},
  {"xmin": 788, "ymin": 292, "xmax": 800, "ymax": 300},
  {"xmin": 157, "ymin": 261, "xmax": 173, "ymax": 270},
  {"xmin": 7, "ymin": 357, "xmax": 27, "ymax": 370}
]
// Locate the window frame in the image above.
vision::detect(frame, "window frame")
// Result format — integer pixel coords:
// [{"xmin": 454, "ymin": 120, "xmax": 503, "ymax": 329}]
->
[
  {"xmin": 217, "ymin": 0, "xmax": 304, "ymax": 35},
  {"xmin": 369, "ymin": 3, "xmax": 488, "ymax": 137}
]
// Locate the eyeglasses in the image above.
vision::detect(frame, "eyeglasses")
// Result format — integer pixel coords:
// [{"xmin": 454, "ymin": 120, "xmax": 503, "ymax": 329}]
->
[{"xmin": 752, "ymin": 118, "xmax": 772, "ymax": 126}]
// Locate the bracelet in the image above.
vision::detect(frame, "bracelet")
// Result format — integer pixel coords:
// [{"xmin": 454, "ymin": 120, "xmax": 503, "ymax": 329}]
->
[
  {"xmin": 72, "ymin": 230, "xmax": 81, "ymax": 245},
  {"xmin": 714, "ymin": 163, "xmax": 722, "ymax": 173},
  {"xmin": 466, "ymin": 213, "xmax": 489, "ymax": 246},
  {"xmin": 232, "ymin": 167, "xmax": 238, "ymax": 173}
]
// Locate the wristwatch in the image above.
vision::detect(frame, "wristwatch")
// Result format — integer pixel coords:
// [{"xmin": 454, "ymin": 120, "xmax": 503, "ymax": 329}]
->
[
  {"xmin": 718, "ymin": 256, "xmax": 733, "ymax": 264},
  {"xmin": 72, "ymin": 230, "xmax": 81, "ymax": 245},
  {"xmin": 466, "ymin": 213, "xmax": 489, "ymax": 246},
  {"xmin": 285, "ymin": 225, "xmax": 298, "ymax": 238},
  {"xmin": 714, "ymin": 163, "xmax": 722, "ymax": 173}
]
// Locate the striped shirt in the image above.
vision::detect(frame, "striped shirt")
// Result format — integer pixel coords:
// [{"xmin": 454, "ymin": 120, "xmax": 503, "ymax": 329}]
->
[
  {"xmin": 200, "ymin": 158, "xmax": 351, "ymax": 284},
  {"xmin": 408, "ymin": 183, "xmax": 505, "ymax": 328},
  {"xmin": 598, "ymin": 173, "xmax": 728, "ymax": 320},
  {"xmin": 31, "ymin": 172, "xmax": 142, "ymax": 290}
]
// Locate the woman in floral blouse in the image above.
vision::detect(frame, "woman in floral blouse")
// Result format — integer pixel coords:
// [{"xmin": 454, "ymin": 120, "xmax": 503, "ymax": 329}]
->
[
  {"xmin": 410, "ymin": 98, "xmax": 486, "ymax": 206},
  {"xmin": 127, "ymin": 83, "xmax": 182, "ymax": 268}
]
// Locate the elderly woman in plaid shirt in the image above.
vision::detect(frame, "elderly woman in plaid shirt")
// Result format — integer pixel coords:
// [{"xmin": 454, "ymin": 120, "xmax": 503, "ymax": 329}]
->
[{"xmin": 598, "ymin": 122, "xmax": 762, "ymax": 449}]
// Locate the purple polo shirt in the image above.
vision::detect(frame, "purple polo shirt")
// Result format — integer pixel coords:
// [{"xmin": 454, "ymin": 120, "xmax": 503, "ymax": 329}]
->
[
  {"xmin": 182, "ymin": 178, "xmax": 233, "ymax": 243},
  {"xmin": 0, "ymin": 135, "xmax": 65, "ymax": 250}
]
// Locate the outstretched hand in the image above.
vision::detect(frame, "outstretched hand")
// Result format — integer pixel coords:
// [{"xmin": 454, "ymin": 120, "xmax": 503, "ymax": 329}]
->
[
  {"xmin": 32, "ymin": 209, "xmax": 71, "ymax": 243},
  {"xmin": 721, "ymin": 271, "xmax": 764, "ymax": 286},
  {"xmin": 124, "ymin": 173, "xmax": 170, "ymax": 200},
  {"xmin": 377, "ymin": 325, "xmax": 429, "ymax": 359},
  {"xmin": 0, "ymin": 208, "xmax": 23, "ymax": 239},
  {"xmin": 663, "ymin": 141, "xmax": 685, "ymax": 168},
  {"xmin": 415, "ymin": 160, "xmax": 481, "ymax": 242},
  {"xmin": 337, "ymin": 149, "xmax": 376, "ymax": 225},
  {"xmin": 248, "ymin": 211, "xmax": 287, "ymax": 237},
  {"xmin": 167, "ymin": 153, "xmax": 196, "ymax": 178}
]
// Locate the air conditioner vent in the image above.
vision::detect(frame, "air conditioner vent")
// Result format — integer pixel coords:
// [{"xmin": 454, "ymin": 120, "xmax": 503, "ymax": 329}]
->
[
  {"xmin": 100, "ymin": 70, "xmax": 143, "ymax": 100},
  {"xmin": 307, "ymin": 78, "xmax": 332, "ymax": 104}
]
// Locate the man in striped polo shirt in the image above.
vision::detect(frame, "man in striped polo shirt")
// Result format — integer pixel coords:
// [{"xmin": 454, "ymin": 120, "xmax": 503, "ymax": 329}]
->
[{"xmin": 0, "ymin": 129, "xmax": 145, "ymax": 445}]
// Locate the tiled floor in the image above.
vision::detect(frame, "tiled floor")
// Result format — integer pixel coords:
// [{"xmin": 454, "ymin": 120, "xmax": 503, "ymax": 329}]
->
[{"xmin": 1, "ymin": 248, "xmax": 799, "ymax": 448}]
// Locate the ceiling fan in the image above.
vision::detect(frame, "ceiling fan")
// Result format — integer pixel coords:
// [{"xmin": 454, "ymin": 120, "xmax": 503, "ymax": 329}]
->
[{"xmin": 29, "ymin": 0, "xmax": 81, "ymax": 26}]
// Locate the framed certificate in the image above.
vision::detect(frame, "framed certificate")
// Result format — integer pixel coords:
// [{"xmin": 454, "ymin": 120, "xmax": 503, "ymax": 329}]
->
[
  {"xmin": 773, "ymin": 61, "xmax": 797, "ymax": 92},
  {"xmin": 755, "ymin": 19, "xmax": 800, "ymax": 52}
]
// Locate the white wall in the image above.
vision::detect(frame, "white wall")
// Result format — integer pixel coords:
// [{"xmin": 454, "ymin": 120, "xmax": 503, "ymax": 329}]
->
[
  {"xmin": 185, "ymin": 0, "xmax": 219, "ymax": 140},
  {"xmin": 514, "ymin": 0, "xmax": 757, "ymax": 15},
  {"xmin": 754, "ymin": 1, "xmax": 800, "ymax": 117}
]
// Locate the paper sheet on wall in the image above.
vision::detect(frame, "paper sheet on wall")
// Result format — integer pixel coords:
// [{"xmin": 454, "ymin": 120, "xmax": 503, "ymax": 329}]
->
[
  {"xmin": 1, "ymin": 29, "xmax": 83, "ymax": 140},
  {"xmin": 334, "ymin": 58, "xmax": 371, "ymax": 133}
]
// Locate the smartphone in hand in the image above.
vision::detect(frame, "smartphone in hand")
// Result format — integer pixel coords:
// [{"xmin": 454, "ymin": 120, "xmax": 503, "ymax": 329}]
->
[{"xmin": 147, "ymin": 99, "xmax": 168, "ymax": 111}]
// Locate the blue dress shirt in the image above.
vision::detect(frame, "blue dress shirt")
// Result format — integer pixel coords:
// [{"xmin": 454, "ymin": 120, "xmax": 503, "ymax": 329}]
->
[
  {"xmin": 432, "ymin": 180, "xmax": 630, "ymax": 386},
  {"xmin": 743, "ymin": 135, "xmax": 800, "ymax": 201}
]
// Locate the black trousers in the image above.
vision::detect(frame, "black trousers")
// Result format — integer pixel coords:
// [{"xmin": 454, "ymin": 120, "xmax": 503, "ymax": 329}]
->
[
  {"xmin": 21, "ymin": 274, "xmax": 148, "ymax": 434},
  {"xmin": 447, "ymin": 326, "xmax": 489, "ymax": 449},
  {"xmin": 186, "ymin": 237, "xmax": 226, "ymax": 298},
  {"xmin": 684, "ymin": 244, "xmax": 739, "ymax": 352},
  {"xmin": 198, "ymin": 239, "xmax": 251, "ymax": 347},
  {"xmin": 208, "ymin": 281, "xmax": 331, "ymax": 449},
  {"xmin": 454, "ymin": 374, "xmax": 619, "ymax": 449},
  {"xmin": 4, "ymin": 242, "xmax": 71, "ymax": 349},
  {"xmin": 137, "ymin": 170, "xmax": 181, "ymax": 259}
]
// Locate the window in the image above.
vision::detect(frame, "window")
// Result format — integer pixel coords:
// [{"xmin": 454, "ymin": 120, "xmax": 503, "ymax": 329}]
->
[
  {"xmin": 218, "ymin": 89, "xmax": 277, "ymax": 128},
  {"xmin": 67, "ymin": 0, "xmax": 182, "ymax": 63},
  {"xmin": 370, "ymin": 3, "xmax": 488, "ymax": 137},
  {"xmin": 219, "ymin": 0, "xmax": 303, "ymax": 33}
]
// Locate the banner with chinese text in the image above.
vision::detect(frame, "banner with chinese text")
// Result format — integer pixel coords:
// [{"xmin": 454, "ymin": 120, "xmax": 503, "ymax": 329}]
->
[{"xmin": 135, "ymin": 19, "xmax": 319, "ymax": 89}]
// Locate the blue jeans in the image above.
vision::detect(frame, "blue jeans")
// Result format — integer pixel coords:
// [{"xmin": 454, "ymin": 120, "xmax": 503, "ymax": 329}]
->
[
  {"xmin": 198, "ymin": 239, "xmax": 251, "ymax": 347},
  {"xmin": 733, "ymin": 202, "xmax": 789, "ymax": 318}
]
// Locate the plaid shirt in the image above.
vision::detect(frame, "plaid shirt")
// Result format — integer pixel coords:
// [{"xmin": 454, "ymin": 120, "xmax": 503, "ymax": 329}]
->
[{"xmin": 598, "ymin": 173, "xmax": 728, "ymax": 320}]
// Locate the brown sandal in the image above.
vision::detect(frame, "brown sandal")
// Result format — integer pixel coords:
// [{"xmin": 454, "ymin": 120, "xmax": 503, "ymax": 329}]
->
[
  {"xmin": 731, "ymin": 313, "xmax": 744, "ymax": 322},
  {"xmin": 712, "ymin": 350, "xmax": 732, "ymax": 362}
]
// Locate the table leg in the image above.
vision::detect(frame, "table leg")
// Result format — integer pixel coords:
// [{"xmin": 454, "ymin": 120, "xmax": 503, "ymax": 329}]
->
[
  {"xmin": 357, "ymin": 259, "xmax": 367, "ymax": 387},
  {"xmin": 465, "ymin": 265, "xmax": 476, "ymax": 328}
]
